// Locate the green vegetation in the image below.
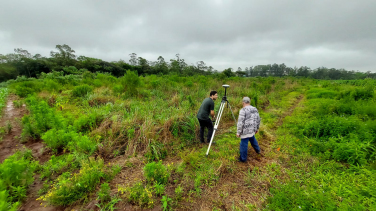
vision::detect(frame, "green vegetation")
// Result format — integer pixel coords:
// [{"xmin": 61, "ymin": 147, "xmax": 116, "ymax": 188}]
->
[
  {"xmin": 269, "ymin": 80, "xmax": 376, "ymax": 210},
  {"xmin": 0, "ymin": 66, "xmax": 375, "ymax": 210},
  {"xmin": 0, "ymin": 150, "xmax": 38, "ymax": 210},
  {"xmin": 0, "ymin": 88, "xmax": 8, "ymax": 118}
]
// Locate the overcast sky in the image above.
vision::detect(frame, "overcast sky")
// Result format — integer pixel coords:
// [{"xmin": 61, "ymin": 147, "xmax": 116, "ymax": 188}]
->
[{"xmin": 1, "ymin": 0, "xmax": 375, "ymax": 72}]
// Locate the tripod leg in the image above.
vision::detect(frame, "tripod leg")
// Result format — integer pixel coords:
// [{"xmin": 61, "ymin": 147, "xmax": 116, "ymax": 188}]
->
[
  {"xmin": 206, "ymin": 101, "xmax": 226, "ymax": 156},
  {"xmin": 226, "ymin": 101, "xmax": 237, "ymax": 123}
]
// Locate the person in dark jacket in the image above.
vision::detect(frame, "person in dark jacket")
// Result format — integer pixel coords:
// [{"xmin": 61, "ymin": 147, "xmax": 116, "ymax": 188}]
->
[
  {"xmin": 236, "ymin": 96, "xmax": 261, "ymax": 162},
  {"xmin": 197, "ymin": 91, "xmax": 218, "ymax": 143}
]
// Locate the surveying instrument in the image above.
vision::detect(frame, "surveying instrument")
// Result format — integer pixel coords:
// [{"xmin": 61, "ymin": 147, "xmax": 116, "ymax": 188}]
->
[{"xmin": 205, "ymin": 84, "xmax": 237, "ymax": 156}]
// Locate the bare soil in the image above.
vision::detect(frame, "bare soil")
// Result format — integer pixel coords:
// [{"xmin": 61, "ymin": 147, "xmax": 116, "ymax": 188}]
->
[
  {"xmin": 0, "ymin": 95, "xmax": 28, "ymax": 162},
  {"xmin": 0, "ymin": 95, "xmax": 62, "ymax": 211}
]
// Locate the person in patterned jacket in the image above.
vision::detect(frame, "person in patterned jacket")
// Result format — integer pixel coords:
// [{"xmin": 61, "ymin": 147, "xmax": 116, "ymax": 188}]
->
[{"xmin": 236, "ymin": 97, "xmax": 261, "ymax": 162}]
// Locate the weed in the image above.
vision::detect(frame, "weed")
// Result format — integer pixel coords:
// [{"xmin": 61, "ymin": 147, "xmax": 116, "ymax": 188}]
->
[
  {"xmin": 38, "ymin": 158, "xmax": 108, "ymax": 206},
  {"xmin": 5, "ymin": 121, "xmax": 12, "ymax": 134},
  {"xmin": 0, "ymin": 88, "xmax": 8, "ymax": 115},
  {"xmin": 144, "ymin": 161, "xmax": 169, "ymax": 185},
  {"xmin": 96, "ymin": 197, "xmax": 121, "ymax": 211},
  {"xmin": 174, "ymin": 185, "xmax": 184, "ymax": 200},
  {"xmin": 161, "ymin": 195, "xmax": 172, "ymax": 211},
  {"xmin": 154, "ymin": 182, "xmax": 165, "ymax": 196},
  {"xmin": 124, "ymin": 182, "xmax": 154, "ymax": 208},
  {"xmin": 97, "ymin": 183, "xmax": 111, "ymax": 203},
  {"xmin": 13, "ymin": 100, "xmax": 23, "ymax": 108},
  {"xmin": 72, "ymin": 84, "xmax": 93, "ymax": 97},
  {"xmin": 0, "ymin": 150, "xmax": 38, "ymax": 208},
  {"xmin": 119, "ymin": 70, "xmax": 141, "ymax": 97},
  {"xmin": 145, "ymin": 141, "xmax": 167, "ymax": 162},
  {"xmin": 0, "ymin": 127, "xmax": 5, "ymax": 138}
]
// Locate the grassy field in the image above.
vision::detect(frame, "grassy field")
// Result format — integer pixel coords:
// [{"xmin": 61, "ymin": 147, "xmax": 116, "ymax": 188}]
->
[{"xmin": 0, "ymin": 72, "xmax": 375, "ymax": 210}]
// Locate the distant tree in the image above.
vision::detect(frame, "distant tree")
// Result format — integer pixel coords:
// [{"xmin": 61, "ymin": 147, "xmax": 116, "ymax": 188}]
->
[
  {"xmin": 197, "ymin": 61, "xmax": 207, "ymax": 72},
  {"xmin": 244, "ymin": 67, "xmax": 249, "ymax": 76},
  {"xmin": 0, "ymin": 63, "xmax": 18, "ymax": 82},
  {"xmin": 222, "ymin": 68, "xmax": 235, "ymax": 77},
  {"xmin": 155, "ymin": 56, "xmax": 168, "ymax": 75},
  {"xmin": 170, "ymin": 54, "xmax": 186, "ymax": 74},
  {"xmin": 296, "ymin": 66, "xmax": 310, "ymax": 77},
  {"xmin": 50, "ymin": 44, "xmax": 76, "ymax": 67},
  {"xmin": 129, "ymin": 53, "xmax": 137, "ymax": 66},
  {"xmin": 137, "ymin": 57, "xmax": 150, "ymax": 75},
  {"xmin": 236, "ymin": 67, "xmax": 246, "ymax": 77},
  {"xmin": 207, "ymin": 66, "xmax": 214, "ymax": 75}
]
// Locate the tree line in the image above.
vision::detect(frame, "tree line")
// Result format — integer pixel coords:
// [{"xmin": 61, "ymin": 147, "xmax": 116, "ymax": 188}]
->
[{"xmin": 1, "ymin": 44, "xmax": 375, "ymax": 82}]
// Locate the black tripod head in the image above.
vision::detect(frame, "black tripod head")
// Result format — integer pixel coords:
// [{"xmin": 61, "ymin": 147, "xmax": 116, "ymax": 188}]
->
[{"xmin": 222, "ymin": 84, "xmax": 230, "ymax": 101}]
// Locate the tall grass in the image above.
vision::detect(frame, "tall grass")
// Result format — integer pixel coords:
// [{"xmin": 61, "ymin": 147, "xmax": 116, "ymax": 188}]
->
[
  {"xmin": 0, "ymin": 88, "xmax": 8, "ymax": 117},
  {"xmin": 269, "ymin": 82, "xmax": 376, "ymax": 209}
]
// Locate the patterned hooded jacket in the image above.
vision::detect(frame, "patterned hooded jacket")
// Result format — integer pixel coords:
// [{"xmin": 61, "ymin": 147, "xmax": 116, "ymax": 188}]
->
[{"xmin": 237, "ymin": 105, "xmax": 261, "ymax": 138}]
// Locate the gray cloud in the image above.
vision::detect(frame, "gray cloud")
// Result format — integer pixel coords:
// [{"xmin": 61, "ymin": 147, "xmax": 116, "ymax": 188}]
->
[{"xmin": 1, "ymin": 0, "xmax": 375, "ymax": 71}]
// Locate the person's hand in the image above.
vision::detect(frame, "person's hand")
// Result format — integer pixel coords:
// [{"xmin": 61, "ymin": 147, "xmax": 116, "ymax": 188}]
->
[
  {"xmin": 236, "ymin": 134, "xmax": 240, "ymax": 138},
  {"xmin": 255, "ymin": 131, "xmax": 258, "ymax": 134}
]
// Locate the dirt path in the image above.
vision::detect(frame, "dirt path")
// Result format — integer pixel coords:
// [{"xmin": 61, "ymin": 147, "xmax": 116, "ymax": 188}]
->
[
  {"xmin": 0, "ymin": 95, "xmax": 62, "ymax": 211},
  {"xmin": 273, "ymin": 95, "xmax": 304, "ymax": 129},
  {"xmin": 0, "ymin": 95, "xmax": 31, "ymax": 162},
  {"xmin": 0, "ymin": 95, "xmax": 51, "ymax": 163}
]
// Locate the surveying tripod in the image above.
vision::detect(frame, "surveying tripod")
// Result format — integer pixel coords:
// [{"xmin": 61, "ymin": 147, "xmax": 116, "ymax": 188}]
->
[{"xmin": 206, "ymin": 85, "xmax": 237, "ymax": 156}]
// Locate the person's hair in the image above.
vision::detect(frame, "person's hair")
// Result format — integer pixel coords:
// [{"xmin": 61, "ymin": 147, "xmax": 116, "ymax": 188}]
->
[
  {"xmin": 210, "ymin": 91, "xmax": 217, "ymax": 96},
  {"xmin": 242, "ymin": 97, "xmax": 251, "ymax": 104}
]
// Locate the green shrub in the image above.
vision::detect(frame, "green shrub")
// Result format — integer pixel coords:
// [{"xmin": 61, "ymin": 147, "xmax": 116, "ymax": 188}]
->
[
  {"xmin": 153, "ymin": 183, "xmax": 165, "ymax": 196},
  {"xmin": 0, "ymin": 150, "xmax": 38, "ymax": 208},
  {"xmin": 97, "ymin": 183, "xmax": 111, "ymax": 203},
  {"xmin": 127, "ymin": 182, "xmax": 154, "ymax": 207},
  {"xmin": 73, "ymin": 112, "xmax": 103, "ymax": 132},
  {"xmin": 72, "ymin": 84, "xmax": 93, "ymax": 97},
  {"xmin": 13, "ymin": 81, "xmax": 42, "ymax": 98},
  {"xmin": 41, "ymin": 129, "xmax": 75, "ymax": 153},
  {"xmin": 119, "ymin": 70, "xmax": 141, "ymax": 97},
  {"xmin": 39, "ymin": 158, "xmax": 106, "ymax": 206},
  {"xmin": 351, "ymin": 86, "xmax": 374, "ymax": 101},
  {"xmin": 302, "ymin": 116, "xmax": 366, "ymax": 140},
  {"xmin": 0, "ymin": 88, "xmax": 8, "ymax": 113},
  {"xmin": 22, "ymin": 96, "xmax": 66, "ymax": 139},
  {"xmin": 112, "ymin": 85, "xmax": 123, "ymax": 95},
  {"xmin": 68, "ymin": 134, "xmax": 97, "ymax": 155},
  {"xmin": 0, "ymin": 189, "xmax": 19, "ymax": 211},
  {"xmin": 42, "ymin": 128, "xmax": 96, "ymax": 155},
  {"xmin": 185, "ymin": 80, "xmax": 193, "ymax": 87},
  {"xmin": 143, "ymin": 161, "xmax": 169, "ymax": 185},
  {"xmin": 39, "ymin": 154, "xmax": 79, "ymax": 180},
  {"xmin": 175, "ymin": 185, "xmax": 183, "ymax": 200},
  {"xmin": 161, "ymin": 195, "xmax": 172, "ymax": 211},
  {"xmin": 44, "ymin": 79, "xmax": 61, "ymax": 92},
  {"xmin": 82, "ymin": 70, "xmax": 95, "ymax": 80}
]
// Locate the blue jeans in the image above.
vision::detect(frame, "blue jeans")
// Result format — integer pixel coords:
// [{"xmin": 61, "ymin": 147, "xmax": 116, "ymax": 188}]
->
[{"xmin": 239, "ymin": 135, "xmax": 260, "ymax": 162}]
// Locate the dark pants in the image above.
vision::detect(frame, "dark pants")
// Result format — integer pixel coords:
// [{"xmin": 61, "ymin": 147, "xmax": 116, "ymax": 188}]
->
[
  {"xmin": 198, "ymin": 118, "xmax": 213, "ymax": 143},
  {"xmin": 239, "ymin": 135, "xmax": 261, "ymax": 162}
]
